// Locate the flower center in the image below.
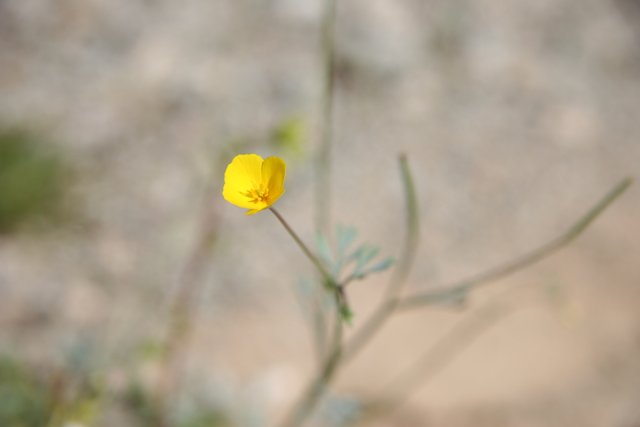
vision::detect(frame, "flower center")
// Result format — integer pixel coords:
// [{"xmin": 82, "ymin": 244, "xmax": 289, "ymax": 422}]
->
[{"xmin": 244, "ymin": 187, "xmax": 270, "ymax": 204}]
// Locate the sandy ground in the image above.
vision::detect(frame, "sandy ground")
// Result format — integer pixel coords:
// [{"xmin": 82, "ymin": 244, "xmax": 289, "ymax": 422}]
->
[{"xmin": 1, "ymin": 0, "xmax": 639, "ymax": 426}]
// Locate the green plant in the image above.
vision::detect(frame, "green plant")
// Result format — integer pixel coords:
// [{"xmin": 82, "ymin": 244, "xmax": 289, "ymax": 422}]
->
[{"xmin": 0, "ymin": 127, "xmax": 66, "ymax": 233}]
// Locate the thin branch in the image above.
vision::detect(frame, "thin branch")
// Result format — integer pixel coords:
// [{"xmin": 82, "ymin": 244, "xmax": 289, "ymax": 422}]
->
[
  {"xmin": 397, "ymin": 177, "xmax": 633, "ymax": 310},
  {"xmin": 386, "ymin": 154, "xmax": 420, "ymax": 298},
  {"xmin": 342, "ymin": 155, "xmax": 420, "ymax": 362},
  {"xmin": 270, "ymin": 207, "xmax": 354, "ymax": 321},
  {"xmin": 311, "ymin": 291, "xmax": 329, "ymax": 362},
  {"xmin": 369, "ymin": 177, "xmax": 634, "ymax": 413},
  {"xmin": 315, "ymin": 0, "xmax": 338, "ymax": 237},
  {"xmin": 295, "ymin": 278, "xmax": 330, "ymax": 365},
  {"xmin": 278, "ymin": 293, "xmax": 344, "ymax": 427},
  {"xmin": 270, "ymin": 207, "xmax": 334, "ymax": 285}
]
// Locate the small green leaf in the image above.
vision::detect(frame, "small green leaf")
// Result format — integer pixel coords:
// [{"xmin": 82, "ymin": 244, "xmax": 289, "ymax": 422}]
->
[
  {"xmin": 364, "ymin": 257, "xmax": 395, "ymax": 275},
  {"xmin": 354, "ymin": 245, "xmax": 380, "ymax": 270},
  {"xmin": 336, "ymin": 225, "xmax": 358, "ymax": 257}
]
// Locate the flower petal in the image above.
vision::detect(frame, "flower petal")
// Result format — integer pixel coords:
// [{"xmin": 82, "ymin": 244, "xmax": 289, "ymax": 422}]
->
[
  {"xmin": 223, "ymin": 154, "xmax": 264, "ymax": 208},
  {"xmin": 225, "ymin": 154, "xmax": 263, "ymax": 190},
  {"xmin": 262, "ymin": 156, "xmax": 286, "ymax": 205}
]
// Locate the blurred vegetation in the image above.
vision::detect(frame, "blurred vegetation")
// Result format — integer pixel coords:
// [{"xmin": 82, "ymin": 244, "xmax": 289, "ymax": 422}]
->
[
  {"xmin": 0, "ymin": 355, "xmax": 50, "ymax": 427},
  {"xmin": 270, "ymin": 116, "xmax": 306, "ymax": 158},
  {"xmin": 0, "ymin": 351, "xmax": 236, "ymax": 427},
  {"xmin": 0, "ymin": 127, "xmax": 67, "ymax": 234},
  {"xmin": 122, "ymin": 382, "xmax": 234, "ymax": 427},
  {"xmin": 178, "ymin": 410, "xmax": 234, "ymax": 427}
]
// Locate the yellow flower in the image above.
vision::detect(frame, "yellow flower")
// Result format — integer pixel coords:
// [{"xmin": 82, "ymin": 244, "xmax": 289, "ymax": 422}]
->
[{"xmin": 222, "ymin": 154, "xmax": 286, "ymax": 215}]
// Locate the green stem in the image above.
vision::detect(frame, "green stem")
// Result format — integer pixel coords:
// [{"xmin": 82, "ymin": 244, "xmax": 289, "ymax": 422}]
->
[
  {"xmin": 342, "ymin": 155, "xmax": 419, "ymax": 362},
  {"xmin": 278, "ymin": 293, "xmax": 344, "ymax": 427},
  {"xmin": 385, "ymin": 154, "xmax": 420, "ymax": 298},
  {"xmin": 344, "ymin": 176, "xmax": 632, "ymax": 364},
  {"xmin": 270, "ymin": 207, "xmax": 333, "ymax": 284},
  {"xmin": 270, "ymin": 206, "xmax": 352, "ymax": 323},
  {"xmin": 270, "ymin": 205, "xmax": 345, "ymax": 426},
  {"xmin": 398, "ymin": 177, "xmax": 633, "ymax": 310},
  {"xmin": 315, "ymin": 0, "xmax": 337, "ymax": 237},
  {"xmin": 343, "ymin": 298, "xmax": 397, "ymax": 363}
]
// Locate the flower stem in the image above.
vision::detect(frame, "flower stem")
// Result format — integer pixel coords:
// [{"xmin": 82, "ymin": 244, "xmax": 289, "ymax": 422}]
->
[
  {"xmin": 270, "ymin": 206, "xmax": 346, "ymax": 426},
  {"xmin": 269, "ymin": 207, "xmax": 334, "ymax": 285}
]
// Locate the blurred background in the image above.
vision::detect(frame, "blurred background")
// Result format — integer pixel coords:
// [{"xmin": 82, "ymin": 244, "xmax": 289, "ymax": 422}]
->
[{"xmin": 0, "ymin": 0, "xmax": 639, "ymax": 426}]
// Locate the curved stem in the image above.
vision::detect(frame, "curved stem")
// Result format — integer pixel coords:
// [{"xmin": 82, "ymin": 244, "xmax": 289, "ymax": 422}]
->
[
  {"xmin": 398, "ymin": 177, "xmax": 633, "ymax": 310},
  {"xmin": 344, "ymin": 176, "xmax": 632, "ymax": 364},
  {"xmin": 342, "ymin": 155, "xmax": 419, "ymax": 362},
  {"xmin": 384, "ymin": 154, "xmax": 420, "ymax": 299}
]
